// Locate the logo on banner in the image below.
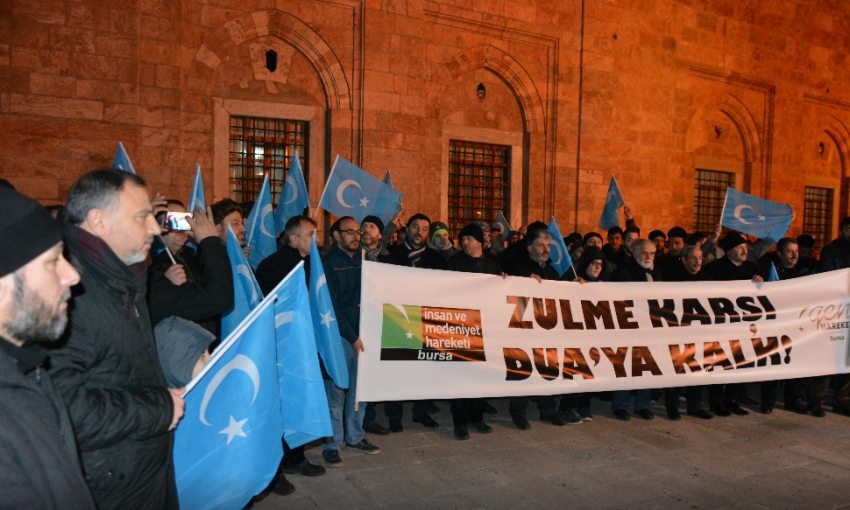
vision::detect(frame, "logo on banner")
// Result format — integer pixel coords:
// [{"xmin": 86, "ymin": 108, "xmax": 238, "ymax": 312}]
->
[{"xmin": 380, "ymin": 304, "xmax": 486, "ymax": 361}]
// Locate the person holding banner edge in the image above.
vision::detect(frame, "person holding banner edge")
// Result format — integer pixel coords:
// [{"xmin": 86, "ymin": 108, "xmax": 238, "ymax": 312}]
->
[
  {"xmin": 507, "ymin": 228, "xmax": 570, "ymax": 428},
  {"xmin": 321, "ymin": 216, "xmax": 382, "ymax": 466}
]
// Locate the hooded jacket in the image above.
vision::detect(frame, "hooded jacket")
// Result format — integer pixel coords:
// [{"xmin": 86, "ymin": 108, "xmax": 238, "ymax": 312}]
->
[
  {"xmin": 0, "ymin": 338, "xmax": 96, "ymax": 510},
  {"xmin": 49, "ymin": 225, "xmax": 178, "ymax": 510}
]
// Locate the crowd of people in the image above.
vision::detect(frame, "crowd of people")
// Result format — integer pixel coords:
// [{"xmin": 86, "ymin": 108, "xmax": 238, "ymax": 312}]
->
[{"xmin": 2, "ymin": 168, "xmax": 850, "ymax": 508}]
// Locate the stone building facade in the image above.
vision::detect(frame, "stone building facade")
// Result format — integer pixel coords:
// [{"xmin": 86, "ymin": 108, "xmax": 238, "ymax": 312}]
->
[{"xmin": 1, "ymin": 0, "xmax": 849, "ymax": 241}]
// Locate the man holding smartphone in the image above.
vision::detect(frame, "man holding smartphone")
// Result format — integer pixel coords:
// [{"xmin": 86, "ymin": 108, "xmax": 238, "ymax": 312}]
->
[{"xmin": 148, "ymin": 200, "xmax": 234, "ymax": 341}]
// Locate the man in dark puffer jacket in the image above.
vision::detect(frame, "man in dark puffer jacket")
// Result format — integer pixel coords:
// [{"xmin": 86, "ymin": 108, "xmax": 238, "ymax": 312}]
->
[{"xmin": 49, "ymin": 169, "xmax": 185, "ymax": 510}]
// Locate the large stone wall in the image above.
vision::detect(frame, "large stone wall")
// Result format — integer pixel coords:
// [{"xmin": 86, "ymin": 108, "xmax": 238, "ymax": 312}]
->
[{"xmin": 1, "ymin": 0, "xmax": 849, "ymax": 236}]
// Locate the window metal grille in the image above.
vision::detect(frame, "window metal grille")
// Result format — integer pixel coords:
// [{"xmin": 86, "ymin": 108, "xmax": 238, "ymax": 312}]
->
[
  {"xmin": 804, "ymin": 186, "xmax": 834, "ymax": 250},
  {"xmin": 229, "ymin": 116, "xmax": 308, "ymax": 205},
  {"xmin": 694, "ymin": 169, "xmax": 735, "ymax": 233},
  {"xmin": 447, "ymin": 140, "xmax": 510, "ymax": 235}
]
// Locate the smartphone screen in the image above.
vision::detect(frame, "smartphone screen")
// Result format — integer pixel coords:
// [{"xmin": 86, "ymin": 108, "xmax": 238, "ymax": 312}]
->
[{"xmin": 165, "ymin": 212, "xmax": 193, "ymax": 231}]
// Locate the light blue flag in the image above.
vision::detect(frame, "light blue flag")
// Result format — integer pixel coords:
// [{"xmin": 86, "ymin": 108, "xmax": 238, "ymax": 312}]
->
[
  {"xmin": 547, "ymin": 217, "xmax": 574, "ymax": 278},
  {"xmin": 273, "ymin": 153, "xmax": 310, "ymax": 237},
  {"xmin": 493, "ymin": 211, "xmax": 511, "ymax": 236},
  {"xmin": 270, "ymin": 263, "xmax": 333, "ymax": 448},
  {"xmin": 244, "ymin": 175, "xmax": 277, "ymax": 270},
  {"xmin": 309, "ymin": 235, "xmax": 349, "ymax": 389},
  {"xmin": 721, "ymin": 188, "xmax": 792, "ymax": 243},
  {"xmin": 188, "ymin": 163, "xmax": 206, "ymax": 212},
  {"xmin": 221, "ymin": 226, "xmax": 263, "ymax": 339},
  {"xmin": 598, "ymin": 176, "xmax": 625, "ymax": 231},
  {"xmin": 768, "ymin": 262, "xmax": 779, "ymax": 282},
  {"xmin": 318, "ymin": 156, "xmax": 403, "ymax": 226},
  {"xmin": 113, "ymin": 142, "xmax": 136, "ymax": 174},
  {"xmin": 383, "ymin": 170, "xmax": 393, "ymax": 188},
  {"xmin": 174, "ymin": 303, "xmax": 283, "ymax": 510}
]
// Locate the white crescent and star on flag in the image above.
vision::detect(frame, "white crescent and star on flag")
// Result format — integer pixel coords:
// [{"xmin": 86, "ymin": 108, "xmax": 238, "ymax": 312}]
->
[
  {"xmin": 733, "ymin": 204, "xmax": 766, "ymax": 224},
  {"xmin": 336, "ymin": 179, "xmax": 369, "ymax": 208},
  {"xmin": 315, "ymin": 275, "xmax": 336, "ymax": 328},
  {"xmin": 236, "ymin": 264, "xmax": 259, "ymax": 305},
  {"xmin": 198, "ymin": 354, "xmax": 261, "ymax": 445},
  {"xmin": 549, "ymin": 239, "xmax": 563, "ymax": 266},
  {"xmin": 281, "ymin": 175, "xmax": 298, "ymax": 205}
]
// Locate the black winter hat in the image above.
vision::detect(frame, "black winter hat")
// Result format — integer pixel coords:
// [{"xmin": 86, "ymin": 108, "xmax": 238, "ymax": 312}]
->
[
  {"xmin": 0, "ymin": 188, "xmax": 63, "ymax": 278},
  {"xmin": 459, "ymin": 223, "xmax": 485, "ymax": 246},
  {"xmin": 583, "ymin": 232, "xmax": 603, "ymax": 244},
  {"xmin": 719, "ymin": 232, "xmax": 747, "ymax": 252},
  {"xmin": 648, "ymin": 229, "xmax": 666, "ymax": 240},
  {"xmin": 361, "ymin": 215, "xmax": 385, "ymax": 234},
  {"xmin": 430, "ymin": 221, "xmax": 450, "ymax": 242}
]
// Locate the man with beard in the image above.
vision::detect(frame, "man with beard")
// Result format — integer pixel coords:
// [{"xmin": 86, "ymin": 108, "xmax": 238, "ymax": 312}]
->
[
  {"xmin": 663, "ymin": 245, "xmax": 713, "ymax": 421},
  {"xmin": 701, "ymin": 232, "xmax": 764, "ymax": 417},
  {"xmin": 757, "ymin": 238, "xmax": 815, "ymax": 415},
  {"xmin": 654, "ymin": 226, "xmax": 687, "ymax": 277},
  {"xmin": 49, "ymin": 169, "xmax": 185, "ymax": 509},
  {"xmin": 0, "ymin": 188, "xmax": 94, "ymax": 509},
  {"xmin": 321, "ymin": 217, "xmax": 381, "ymax": 468},
  {"xmin": 210, "ymin": 198, "xmax": 249, "ymax": 259},
  {"xmin": 389, "ymin": 213, "xmax": 446, "ymax": 270},
  {"xmin": 507, "ymin": 229, "xmax": 568, "ymax": 428},
  {"xmin": 385, "ymin": 214, "xmax": 443, "ymax": 431},
  {"xmin": 445, "ymin": 224, "xmax": 503, "ymax": 439},
  {"xmin": 610, "ymin": 239, "xmax": 660, "ymax": 420}
]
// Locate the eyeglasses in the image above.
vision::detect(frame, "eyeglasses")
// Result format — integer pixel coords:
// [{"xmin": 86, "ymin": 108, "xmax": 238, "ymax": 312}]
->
[{"xmin": 338, "ymin": 229, "xmax": 361, "ymax": 237}]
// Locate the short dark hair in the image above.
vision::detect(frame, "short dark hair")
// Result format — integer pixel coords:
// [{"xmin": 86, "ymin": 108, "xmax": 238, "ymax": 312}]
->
[
  {"xmin": 65, "ymin": 168, "xmax": 147, "ymax": 226},
  {"xmin": 667, "ymin": 226, "xmax": 687, "ymax": 240},
  {"xmin": 624, "ymin": 226, "xmax": 640, "ymax": 237},
  {"xmin": 840, "ymin": 216, "xmax": 850, "ymax": 231},
  {"xmin": 284, "ymin": 215, "xmax": 316, "ymax": 242},
  {"xmin": 607, "ymin": 226, "xmax": 623, "ymax": 237},
  {"xmin": 330, "ymin": 216, "xmax": 356, "ymax": 234},
  {"xmin": 776, "ymin": 237, "xmax": 798, "ymax": 253},
  {"xmin": 796, "ymin": 234, "xmax": 815, "ymax": 249},
  {"xmin": 166, "ymin": 199, "xmax": 186, "ymax": 208},
  {"xmin": 210, "ymin": 199, "xmax": 243, "ymax": 225},
  {"xmin": 407, "ymin": 213, "xmax": 431, "ymax": 227}
]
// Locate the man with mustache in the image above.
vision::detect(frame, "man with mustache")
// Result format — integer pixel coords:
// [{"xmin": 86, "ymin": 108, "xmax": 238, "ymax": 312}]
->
[
  {"xmin": 49, "ymin": 168, "xmax": 185, "ymax": 510},
  {"xmin": 0, "ymin": 188, "xmax": 94, "ymax": 509}
]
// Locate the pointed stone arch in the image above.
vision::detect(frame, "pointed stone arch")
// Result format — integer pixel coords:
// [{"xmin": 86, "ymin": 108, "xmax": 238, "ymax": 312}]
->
[
  {"xmin": 444, "ymin": 45, "xmax": 545, "ymax": 133},
  {"xmin": 717, "ymin": 94, "xmax": 762, "ymax": 165},
  {"xmin": 187, "ymin": 10, "xmax": 351, "ymax": 110}
]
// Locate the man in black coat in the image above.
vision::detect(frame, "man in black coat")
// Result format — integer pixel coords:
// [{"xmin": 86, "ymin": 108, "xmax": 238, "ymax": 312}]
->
[
  {"xmin": 662, "ymin": 245, "xmax": 714, "ymax": 421},
  {"xmin": 148, "ymin": 200, "xmax": 233, "ymax": 340},
  {"xmin": 506, "ymin": 229, "xmax": 568, "ymax": 428},
  {"xmin": 255, "ymin": 215, "xmax": 326, "ymax": 493},
  {"xmin": 445, "ymin": 224, "xmax": 503, "ymax": 440},
  {"xmin": 388, "ymin": 213, "xmax": 446, "ymax": 270},
  {"xmin": 701, "ymin": 232, "xmax": 764, "ymax": 417},
  {"xmin": 814, "ymin": 217, "xmax": 850, "ymax": 416},
  {"xmin": 385, "ymin": 213, "xmax": 445, "ymax": 431},
  {"xmin": 49, "ymin": 169, "xmax": 185, "ymax": 510},
  {"xmin": 256, "ymin": 215, "xmax": 315, "ymax": 295},
  {"xmin": 0, "ymin": 188, "xmax": 95, "ymax": 509},
  {"xmin": 757, "ymin": 238, "xmax": 816, "ymax": 415},
  {"xmin": 654, "ymin": 226, "xmax": 687, "ymax": 278}
]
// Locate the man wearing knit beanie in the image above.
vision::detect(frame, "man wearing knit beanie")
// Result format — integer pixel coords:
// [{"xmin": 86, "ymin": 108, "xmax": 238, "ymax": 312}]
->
[{"xmin": 0, "ymin": 187, "xmax": 94, "ymax": 509}]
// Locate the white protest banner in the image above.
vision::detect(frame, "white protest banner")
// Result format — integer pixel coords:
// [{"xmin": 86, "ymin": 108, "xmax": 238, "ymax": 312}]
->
[{"xmin": 358, "ymin": 262, "xmax": 850, "ymax": 402}]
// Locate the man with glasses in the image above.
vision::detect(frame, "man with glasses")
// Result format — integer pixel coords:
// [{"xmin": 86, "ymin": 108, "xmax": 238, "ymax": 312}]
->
[{"xmin": 321, "ymin": 217, "xmax": 381, "ymax": 468}]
